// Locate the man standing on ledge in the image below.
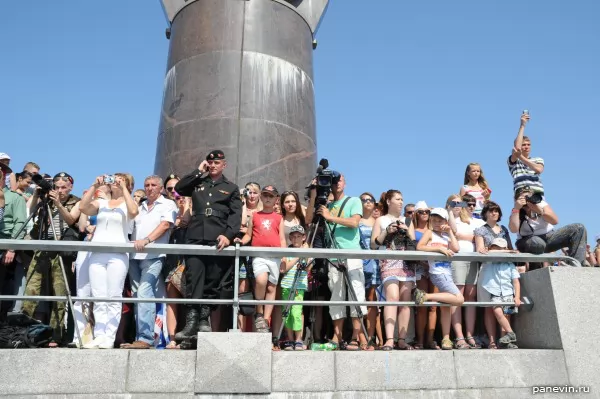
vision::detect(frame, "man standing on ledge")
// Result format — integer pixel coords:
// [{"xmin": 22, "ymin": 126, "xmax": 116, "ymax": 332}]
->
[{"xmin": 174, "ymin": 150, "xmax": 242, "ymax": 348}]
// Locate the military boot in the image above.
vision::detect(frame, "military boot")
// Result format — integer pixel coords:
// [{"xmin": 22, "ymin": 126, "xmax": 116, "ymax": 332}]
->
[
  {"xmin": 175, "ymin": 307, "xmax": 200, "ymax": 341},
  {"xmin": 198, "ymin": 305, "xmax": 212, "ymax": 332}
]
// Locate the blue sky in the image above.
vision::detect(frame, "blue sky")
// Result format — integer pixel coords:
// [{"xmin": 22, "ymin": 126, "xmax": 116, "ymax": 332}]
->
[{"xmin": 2, "ymin": 1, "xmax": 599, "ymax": 245}]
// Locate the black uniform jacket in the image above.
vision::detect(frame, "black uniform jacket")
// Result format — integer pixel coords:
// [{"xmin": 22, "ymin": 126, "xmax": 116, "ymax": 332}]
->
[{"xmin": 175, "ymin": 170, "xmax": 242, "ymax": 244}]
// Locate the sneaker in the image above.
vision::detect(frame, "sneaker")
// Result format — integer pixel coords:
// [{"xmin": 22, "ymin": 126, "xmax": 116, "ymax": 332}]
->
[
  {"xmin": 254, "ymin": 315, "xmax": 269, "ymax": 333},
  {"xmin": 498, "ymin": 332, "xmax": 517, "ymax": 346},
  {"xmin": 283, "ymin": 341, "xmax": 294, "ymax": 351},
  {"xmin": 413, "ymin": 288, "xmax": 426, "ymax": 305}
]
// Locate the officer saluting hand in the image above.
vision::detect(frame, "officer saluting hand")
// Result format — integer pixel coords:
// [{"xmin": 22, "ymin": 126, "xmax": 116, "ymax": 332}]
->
[{"xmin": 174, "ymin": 150, "xmax": 242, "ymax": 346}]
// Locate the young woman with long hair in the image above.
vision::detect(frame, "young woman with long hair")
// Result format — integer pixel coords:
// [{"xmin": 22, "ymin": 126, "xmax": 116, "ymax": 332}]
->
[
  {"xmin": 358, "ymin": 192, "xmax": 382, "ymax": 350},
  {"xmin": 408, "ymin": 201, "xmax": 440, "ymax": 349},
  {"xmin": 459, "ymin": 163, "xmax": 491, "ymax": 219},
  {"xmin": 371, "ymin": 190, "xmax": 415, "ymax": 350},
  {"xmin": 448, "ymin": 193, "xmax": 484, "ymax": 349}
]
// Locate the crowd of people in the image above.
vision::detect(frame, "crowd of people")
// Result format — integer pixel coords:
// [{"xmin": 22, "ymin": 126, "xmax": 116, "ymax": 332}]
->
[{"xmin": 0, "ymin": 113, "xmax": 595, "ymax": 351}]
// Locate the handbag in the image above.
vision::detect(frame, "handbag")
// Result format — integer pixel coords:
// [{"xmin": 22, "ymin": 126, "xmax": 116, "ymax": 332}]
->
[{"xmin": 168, "ymin": 261, "xmax": 186, "ymax": 295}]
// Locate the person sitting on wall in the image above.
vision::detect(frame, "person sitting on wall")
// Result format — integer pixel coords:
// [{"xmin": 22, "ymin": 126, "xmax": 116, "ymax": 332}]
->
[{"xmin": 509, "ymin": 186, "xmax": 587, "ymax": 269}]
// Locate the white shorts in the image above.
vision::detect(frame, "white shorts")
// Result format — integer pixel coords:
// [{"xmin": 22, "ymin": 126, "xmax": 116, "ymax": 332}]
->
[{"xmin": 252, "ymin": 257, "xmax": 280, "ymax": 285}]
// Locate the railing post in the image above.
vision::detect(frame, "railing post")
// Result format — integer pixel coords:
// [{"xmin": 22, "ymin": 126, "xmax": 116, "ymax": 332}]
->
[{"xmin": 231, "ymin": 243, "xmax": 241, "ymax": 331}]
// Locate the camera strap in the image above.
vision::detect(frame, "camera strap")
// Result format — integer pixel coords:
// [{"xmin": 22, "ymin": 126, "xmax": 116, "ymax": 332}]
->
[{"xmin": 330, "ymin": 197, "xmax": 351, "ymax": 237}]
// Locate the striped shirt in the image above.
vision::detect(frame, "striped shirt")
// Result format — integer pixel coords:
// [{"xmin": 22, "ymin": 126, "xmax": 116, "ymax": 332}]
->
[
  {"xmin": 507, "ymin": 155, "xmax": 544, "ymax": 194},
  {"xmin": 280, "ymin": 257, "xmax": 309, "ymax": 290}
]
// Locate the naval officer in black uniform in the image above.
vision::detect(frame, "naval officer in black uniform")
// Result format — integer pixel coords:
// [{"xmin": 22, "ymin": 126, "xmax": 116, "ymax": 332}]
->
[{"xmin": 174, "ymin": 150, "xmax": 242, "ymax": 343}]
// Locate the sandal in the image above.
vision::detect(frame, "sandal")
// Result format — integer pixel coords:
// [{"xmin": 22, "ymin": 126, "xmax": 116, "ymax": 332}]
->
[
  {"xmin": 396, "ymin": 338, "xmax": 414, "ymax": 350},
  {"xmin": 381, "ymin": 339, "xmax": 394, "ymax": 351},
  {"xmin": 454, "ymin": 337, "xmax": 471, "ymax": 350},
  {"xmin": 488, "ymin": 342, "xmax": 498, "ymax": 350},
  {"xmin": 283, "ymin": 341, "xmax": 294, "ymax": 351},
  {"xmin": 166, "ymin": 341, "xmax": 179, "ymax": 349},
  {"xmin": 294, "ymin": 341, "xmax": 304, "ymax": 351},
  {"xmin": 427, "ymin": 340, "xmax": 441, "ymax": 350},
  {"xmin": 441, "ymin": 338, "xmax": 453, "ymax": 350},
  {"xmin": 411, "ymin": 342, "xmax": 424, "ymax": 350},
  {"xmin": 365, "ymin": 336, "xmax": 377, "ymax": 351},
  {"xmin": 465, "ymin": 336, "xmax": 481, "ymax": 349},
  {"xmin": 345, "ymin": 339, "xmax": 361, "ymax": 351}
]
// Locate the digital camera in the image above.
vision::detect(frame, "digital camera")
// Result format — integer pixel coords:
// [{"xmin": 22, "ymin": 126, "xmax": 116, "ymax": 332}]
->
[{"xmin": 103, "ymin": 175, "xmax": 116, "ymax": 185}]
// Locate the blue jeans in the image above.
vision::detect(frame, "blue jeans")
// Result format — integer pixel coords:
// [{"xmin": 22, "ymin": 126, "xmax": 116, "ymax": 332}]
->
[{"xmin": 128, "ymin": 257, "xmax": 164, "ymax": 345}]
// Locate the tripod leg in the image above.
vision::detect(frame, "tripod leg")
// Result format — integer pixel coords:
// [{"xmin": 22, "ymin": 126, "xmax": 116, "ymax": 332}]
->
[
  {"xmin": 46, "ymin": 204, "xmax": 83, "ymax": 349},
  {"xmin": 276, "ymin": 267, "xmax": 302, "ymax": 342},
  {"xmin": 342, "ymin": 266, "xmax": 369, "ymax": 340}
]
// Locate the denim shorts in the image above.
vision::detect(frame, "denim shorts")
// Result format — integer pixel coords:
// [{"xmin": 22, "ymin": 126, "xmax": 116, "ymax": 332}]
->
[{"xmin": 429, "ymin": 273, "xmax": 460, "ymax": 295}]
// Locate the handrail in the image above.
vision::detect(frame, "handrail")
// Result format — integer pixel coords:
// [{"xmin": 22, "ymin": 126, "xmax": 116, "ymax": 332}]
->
[
  {"xmin": 0, "ymin": 240, "xmax": 582, "ymax": 266},
  {"xmin": 0, "ymin": 295, "xmax": 516, "ymax": 307}
]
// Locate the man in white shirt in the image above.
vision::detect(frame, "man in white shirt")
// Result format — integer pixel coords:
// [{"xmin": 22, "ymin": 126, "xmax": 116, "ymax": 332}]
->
[{"xmin": 122, "ymin": 175, "xmax": 177, "ymax": 349}]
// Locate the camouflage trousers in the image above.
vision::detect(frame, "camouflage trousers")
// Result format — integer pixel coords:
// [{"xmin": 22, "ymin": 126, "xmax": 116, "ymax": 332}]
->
[{"xmin": 22, "ymin": 251, "xmax": 68, "ymax": 342}]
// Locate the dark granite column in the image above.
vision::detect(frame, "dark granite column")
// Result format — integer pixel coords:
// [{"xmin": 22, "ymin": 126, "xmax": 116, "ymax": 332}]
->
[{"xmin": 155, "ymin": 0, "xmax": 329, "ymax": 193}]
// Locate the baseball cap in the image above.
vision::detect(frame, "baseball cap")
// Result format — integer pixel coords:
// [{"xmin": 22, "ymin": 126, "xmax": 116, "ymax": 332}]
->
[
  {"xmin": 289, "ymin": 225, "xmax": 305, "ymax": 235},
  {"xmin": 430, "ymin": 208, "xmax": 449, "ymax": 221},
  {"xmin": 261, "ymin": 185, "xmax": 279, "ymax": 196},
  {"xmin": 490, "ymin": 238, "xmax": 508, "ymax": 249},
  {"xmin": 0, "ymin": 153, "xmax": 10, "ymax": 161},
  {"xmin": 415, "ymin": 200, "xmax": 429, "ymax": 211}
]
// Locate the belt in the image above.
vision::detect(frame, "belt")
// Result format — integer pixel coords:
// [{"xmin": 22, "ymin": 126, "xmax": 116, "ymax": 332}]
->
[{"xmin": 199, "ymin": 208, "xmax": 228, "ymax": 219}]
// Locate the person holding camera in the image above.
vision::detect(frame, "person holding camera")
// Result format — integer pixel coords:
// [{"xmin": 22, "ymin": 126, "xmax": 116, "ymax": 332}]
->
[
  {"xmin": 308, "ymin": 173, "xmax": 367, "ymax": 351},
  {"xmin": 508, "ymin": 112, "xmax": 545, "ymax": 195},
  {"xmin": 79, "ymin": 173, "xmax": 138, "ymax": 348},
  {"xmin": 371, "ymin": 189, "xmax": 416, "ymax": 350},
  {"xmin": 21, "ymin": 172, "xmax": 81, "ymax": 346},
  {"xmin": 174, "ymin": 150, "xmax": 242, "ymax": 345},
  {"xmin": 509, "ymin": 186, "xmax": 587, "ymax": 269}
]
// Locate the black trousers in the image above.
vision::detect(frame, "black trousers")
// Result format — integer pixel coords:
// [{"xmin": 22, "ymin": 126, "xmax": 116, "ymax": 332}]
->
[{"xmin": 184, "ymin": 254, "xmax": 232, "ymax": 305}]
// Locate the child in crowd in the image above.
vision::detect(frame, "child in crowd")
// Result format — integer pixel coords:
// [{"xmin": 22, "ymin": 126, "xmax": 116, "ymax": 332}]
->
[
  {"xmin": 460, "ymin": 163, "xmax": 491, "ymax": 218},
  {"xmin": 235, "ymin": 185, "xmax": 286, "ymax": 334},
  {"xmin": 478, "ymin": 237, "xmax": 521, "ymax": 349},
  {"xmin": 279, "ymin": 225, "xmax": 312, "ymax": 351},
  {"xmin": 414, "ymin": 208, "xmax": 463, "ymax": 350}
]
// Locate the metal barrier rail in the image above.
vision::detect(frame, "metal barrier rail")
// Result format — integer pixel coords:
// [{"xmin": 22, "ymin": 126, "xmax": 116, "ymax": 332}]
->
[
  {"xmin": 0, "ymin": 239, "xmax": 574, "ymax": 330},
  {"xmin": 0, "ymin": 240, "xmax": 582, "ymax": 266}
]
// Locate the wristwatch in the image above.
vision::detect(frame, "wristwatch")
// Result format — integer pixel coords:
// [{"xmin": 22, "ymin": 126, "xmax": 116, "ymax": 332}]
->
[{"xmin": 144, "ymin": 237, "xmax": 153, "ymax": 244}]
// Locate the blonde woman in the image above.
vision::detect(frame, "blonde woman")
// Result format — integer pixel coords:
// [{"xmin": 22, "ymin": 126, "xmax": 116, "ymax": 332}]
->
[
  {"xmin": 448, "ymin": 194, "xmax": 484, "ymax": 349},
  {"xmin": 79, "ymin": 173, "xmax": 138, "ymax": 349},
  {"xmin": 459, "ymin": 163, "xmax": 491, "ymax": 219}
]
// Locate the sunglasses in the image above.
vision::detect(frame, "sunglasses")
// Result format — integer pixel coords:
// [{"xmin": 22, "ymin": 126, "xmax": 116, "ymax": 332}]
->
[
  {"xmin": 467, "ymin": 203, "xmax": 477, "ymax": 207},
  {"xmin": 166, "ymin": 187, "xmax": 176, "ymax": 192},
  {"xmin": 416, "ymin": 210, "xmax": 430, "ymax": 215},
  {"xmin": 405, "ymin": 210, "xmax": 414, "ymax": 215},
  {"xmin": 361, "ymin": 198, "xmax": 375, "ymax": 204}
]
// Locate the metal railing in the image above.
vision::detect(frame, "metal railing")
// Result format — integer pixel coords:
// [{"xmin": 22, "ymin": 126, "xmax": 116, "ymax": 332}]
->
[{"xmin": 0, "ymin": 239, "xmax": 580, "ymax": 332}]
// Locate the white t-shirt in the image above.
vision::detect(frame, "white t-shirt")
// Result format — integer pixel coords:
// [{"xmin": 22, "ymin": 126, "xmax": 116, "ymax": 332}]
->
[
  {"xmin": 91, "ymin": 199, "xmax": 130, "ymax": 244},
  {"xmin": 376, "ymin": 215, "xmax": 408, "ymax": 250},
  {"xmin": 131, "ymin": 196, "xmax": 178, "ymax": 259},
  {"xmin": 455, "ymin": 217, "xmax": 485, "ymax": 252},
  {"xmin": 427, "ymin": 231, "xmax": 452, "ymax": 275},
  {"xmin": 517, "ymin": 202, "xmax": 554, "ymax": 239}
]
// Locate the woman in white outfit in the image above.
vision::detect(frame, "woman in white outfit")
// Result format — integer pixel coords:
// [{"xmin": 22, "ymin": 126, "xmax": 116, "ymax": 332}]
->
[{"xmin": 79, "ymin": 174, "xmax": 138, "ymax": 349}]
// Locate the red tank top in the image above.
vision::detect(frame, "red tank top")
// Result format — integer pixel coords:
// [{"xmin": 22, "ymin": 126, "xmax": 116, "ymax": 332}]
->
[{"xmin": 251, "ymin": 211, "xmax": 283, "ymax": 247}]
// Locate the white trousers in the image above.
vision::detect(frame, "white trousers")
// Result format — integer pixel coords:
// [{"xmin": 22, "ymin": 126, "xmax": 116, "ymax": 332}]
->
[
  {"xmin": 72, "ymin": 251, "xmax": 91, "ymax": 342},
  {"xmin": 88, "ymin": 252, "xmax": 129, "ymax": 343}
]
